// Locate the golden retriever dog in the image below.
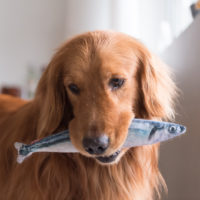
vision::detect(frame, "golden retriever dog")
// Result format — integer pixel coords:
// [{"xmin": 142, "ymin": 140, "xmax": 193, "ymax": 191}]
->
[{"xmin": 0, "ymin": 31, "xmax": 176, "ymax": 200}]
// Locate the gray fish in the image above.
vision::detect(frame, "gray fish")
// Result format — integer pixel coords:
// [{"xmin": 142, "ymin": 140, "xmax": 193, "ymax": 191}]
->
[{"xmin": 14, "ymin": 119, "xmax": 186, "ymax": 163}]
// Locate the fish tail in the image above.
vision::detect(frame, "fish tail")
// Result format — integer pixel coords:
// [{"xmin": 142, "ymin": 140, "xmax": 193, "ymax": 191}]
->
[{"xmin": 14, "ymin": 142, "xmax": 32, "ymax": 164}]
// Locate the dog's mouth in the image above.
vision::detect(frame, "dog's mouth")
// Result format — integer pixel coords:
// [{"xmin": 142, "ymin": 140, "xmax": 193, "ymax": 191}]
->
[{"xmin": 95, "ymin": 150, "xmax": 121, "ymax": 163}]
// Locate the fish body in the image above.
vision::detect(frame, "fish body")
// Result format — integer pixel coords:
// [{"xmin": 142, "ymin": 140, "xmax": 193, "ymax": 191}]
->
[{"xmin": 14, "ymin": 119, "xmax": 186, "ymax": 163}]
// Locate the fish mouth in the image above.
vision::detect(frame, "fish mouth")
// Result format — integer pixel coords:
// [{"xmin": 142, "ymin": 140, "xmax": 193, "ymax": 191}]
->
[{"xmin": 95, "ymin": 150, "xmax": 121, "ymax": 164}]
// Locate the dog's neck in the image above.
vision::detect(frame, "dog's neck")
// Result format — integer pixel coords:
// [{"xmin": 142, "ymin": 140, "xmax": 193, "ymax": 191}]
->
[{"xmin": 30, "ymin": 145, "xmax": 163, "ymax": 200}]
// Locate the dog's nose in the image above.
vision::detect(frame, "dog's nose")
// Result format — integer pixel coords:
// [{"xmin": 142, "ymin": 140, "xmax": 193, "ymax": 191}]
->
[{"xmin": 82, "ymin": 135, "xmax": 109, "ymax": 155}]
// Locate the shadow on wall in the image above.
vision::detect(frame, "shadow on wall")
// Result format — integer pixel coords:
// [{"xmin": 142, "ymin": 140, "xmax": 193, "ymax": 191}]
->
[{"xmin": 160, "ymin": 15, "xmax": 200, "ymax": 200}]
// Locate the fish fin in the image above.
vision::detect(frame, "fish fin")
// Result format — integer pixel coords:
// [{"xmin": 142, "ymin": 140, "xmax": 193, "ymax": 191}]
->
[
  {"xmin": 14, "ymin": 142, "xmax": 32, "ymax": 164},
  {"xmin": 14, "ymin": 142, "xmax": 23, "ymax": 150},
  {"xmin": 17, "ymin": 153, "xmax": 33, "ymax": 164}
]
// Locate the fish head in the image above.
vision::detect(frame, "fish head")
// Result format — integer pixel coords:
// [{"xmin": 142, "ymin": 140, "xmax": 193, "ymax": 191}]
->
[
  {"xmin": 166, "ymin": 123, "xmax": 186, "ymax": 136},
  {"xmin": 149, "ymin": 123, "xmax": 186, "ymax": 143}
]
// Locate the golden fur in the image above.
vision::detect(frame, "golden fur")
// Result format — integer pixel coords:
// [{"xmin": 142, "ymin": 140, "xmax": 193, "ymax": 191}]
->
[{"xmin": 0, "ymin": 31, "xmax": 176, "ymax": 200}]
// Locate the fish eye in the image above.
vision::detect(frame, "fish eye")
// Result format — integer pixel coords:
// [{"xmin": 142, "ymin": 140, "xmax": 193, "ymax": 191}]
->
[{"xmin": 168, "ymin": 125, "xmax": 177, "ymax": 133}]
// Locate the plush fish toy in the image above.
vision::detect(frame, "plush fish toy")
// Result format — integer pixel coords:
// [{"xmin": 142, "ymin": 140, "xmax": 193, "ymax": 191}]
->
[{"xmin": 14, "ymin": 119, "xmax": 186, "ymax": 163}]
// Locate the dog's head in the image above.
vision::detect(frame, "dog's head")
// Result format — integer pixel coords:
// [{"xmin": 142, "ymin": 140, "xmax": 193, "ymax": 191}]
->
[{"xmin": 36, "ymin": 31, "xmax": 176, "ymax": 164}]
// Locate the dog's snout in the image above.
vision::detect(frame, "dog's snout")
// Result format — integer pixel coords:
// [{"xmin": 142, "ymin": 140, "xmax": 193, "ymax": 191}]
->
[{"xmin": 82, "ymin": 135, "xmax": 109, "ymax": 155}]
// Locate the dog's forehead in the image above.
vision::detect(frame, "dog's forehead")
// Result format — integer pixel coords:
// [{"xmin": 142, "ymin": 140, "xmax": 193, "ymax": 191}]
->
[
  {"xmin": 63, "ymin": 33, "xmax": 139, "ymax": 85},
  {"xmin": 98, "ymin": 49, "xmax": 137, "ymax": 75},
  {"xmin": 64, "ymin": 48, "xmax": 137, "ymax": 80}
]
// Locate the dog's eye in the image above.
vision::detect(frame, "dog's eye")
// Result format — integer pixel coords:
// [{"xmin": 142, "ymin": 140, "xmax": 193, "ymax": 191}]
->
[
  {"xmin": 109, "ymin": 78, "xmax": 125, "ymax": 90},
  {"xmin": 68, "ymin": 84, "xmax": 80, "ymax": 95}
]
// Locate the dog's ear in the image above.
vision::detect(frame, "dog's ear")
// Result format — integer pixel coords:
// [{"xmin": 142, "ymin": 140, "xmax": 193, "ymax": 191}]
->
[
  {"xmin": 35, "ymin": 49, "xmax": 72, "ymax": 137},
  {"xmin": 135, "ymin": 47, "xmax": 177, "ymax": 120}
]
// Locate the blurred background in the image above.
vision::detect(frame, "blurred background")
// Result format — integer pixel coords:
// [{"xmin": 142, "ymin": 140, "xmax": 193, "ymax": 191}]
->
[{"xmin": 0, "ymin": 0, "xmax": 199, "ymax": 199}]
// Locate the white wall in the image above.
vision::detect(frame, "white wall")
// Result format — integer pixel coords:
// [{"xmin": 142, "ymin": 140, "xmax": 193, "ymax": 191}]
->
[
  {"xmin": 0, "ymin": 0, "xmax": 195, "ymax": 90},
  {"xmin": 160, "ymin": 15, "xmax": 200, "ymax": 200},
  {"xmin": 110, "ymin": 0, "xmax": 194, "ymax": 54},
  {"xmin": 65, "ymin": 0, "xmax": 111, "ymax": 39},
  {"xmin": 0, "ymin": 0, "xmax": 66, "ymax": 87}
]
